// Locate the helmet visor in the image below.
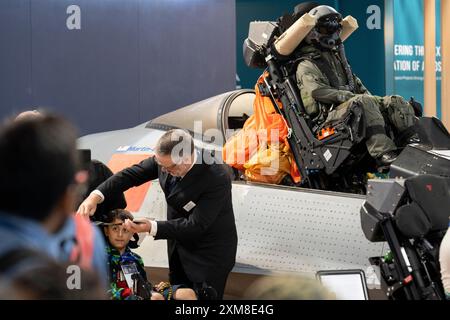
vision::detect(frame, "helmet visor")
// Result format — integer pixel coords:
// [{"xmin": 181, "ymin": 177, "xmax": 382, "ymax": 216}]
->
[{"xmin": 316, "ymin": 15, "xmax": 342, "ymax": 35}]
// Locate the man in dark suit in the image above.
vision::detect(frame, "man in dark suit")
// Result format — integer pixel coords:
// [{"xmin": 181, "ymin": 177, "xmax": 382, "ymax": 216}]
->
[{"xmin": 77, "ymin": 129, "xmax": 238, "ymax": 299}]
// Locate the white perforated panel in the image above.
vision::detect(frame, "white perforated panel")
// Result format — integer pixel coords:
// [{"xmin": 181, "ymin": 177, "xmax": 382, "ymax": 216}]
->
[
  {"xmin": 134, "ymin": 181, "xmax": 384, "ymax": 277},
  {"xmin": 232, "ymin": 183, "xmax": 384, "ymax": 275}
]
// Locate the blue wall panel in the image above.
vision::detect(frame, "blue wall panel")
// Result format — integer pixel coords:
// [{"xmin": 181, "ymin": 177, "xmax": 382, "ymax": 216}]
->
[
  {"xmin": 0, "ymin": 1, "xmax": 32, "ymax": 113},
  {"xmin": 139, "ymin": 0, "xmax": 236, "ymax": 122},
  {"xmin": 0, "ymin": 0, "xmax": 236, "ymax": 135},
  {"xmin": 30, "ymin": 0, "xmax": 140, "ymax": 133}
]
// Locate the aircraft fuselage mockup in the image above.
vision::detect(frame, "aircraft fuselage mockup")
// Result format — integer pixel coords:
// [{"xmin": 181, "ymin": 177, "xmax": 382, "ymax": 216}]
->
[{"xmin": 77, "ymin": 90, "xmax": 385, "ymax": 283}]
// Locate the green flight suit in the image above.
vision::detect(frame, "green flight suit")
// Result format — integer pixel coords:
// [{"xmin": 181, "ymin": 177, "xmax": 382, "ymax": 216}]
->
[{"xmin": 295, "ymin": 45, "xmax": 415, "ymax": 158}]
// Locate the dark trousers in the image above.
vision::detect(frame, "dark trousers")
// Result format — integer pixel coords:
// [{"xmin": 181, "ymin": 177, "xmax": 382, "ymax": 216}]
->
[{"xmin": 168, "ymin": 249, "xmax": 230, "ymax": 299}]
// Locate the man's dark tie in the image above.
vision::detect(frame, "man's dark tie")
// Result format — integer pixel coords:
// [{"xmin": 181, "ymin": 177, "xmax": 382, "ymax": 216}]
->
[{"xmin": 166, "ymin": 175, "xmax": 181, "ymax": 194}]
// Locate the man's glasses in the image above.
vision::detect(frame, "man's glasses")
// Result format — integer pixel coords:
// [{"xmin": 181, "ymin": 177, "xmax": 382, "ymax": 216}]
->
[{"xmin": 155, "ymin": 160, "xmax": 178, "ymax": 171}]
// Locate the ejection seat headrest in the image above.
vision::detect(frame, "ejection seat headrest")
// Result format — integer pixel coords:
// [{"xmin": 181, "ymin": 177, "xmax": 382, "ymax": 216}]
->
[{"xmin": 395, "ymin": 174, "xmax": 450, "ymax": 238}]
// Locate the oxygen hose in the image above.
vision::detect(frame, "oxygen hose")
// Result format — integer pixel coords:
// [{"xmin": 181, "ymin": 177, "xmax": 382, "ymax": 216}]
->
[{"xmin": 337, "ymin": 43, "xmax": 355, "ymax": 92}]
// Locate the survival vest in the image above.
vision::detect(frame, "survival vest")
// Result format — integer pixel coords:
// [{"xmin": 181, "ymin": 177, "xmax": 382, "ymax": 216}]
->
[{"xmin": 223, "ymin": 72, "xmax": 301, "ymax": 184}]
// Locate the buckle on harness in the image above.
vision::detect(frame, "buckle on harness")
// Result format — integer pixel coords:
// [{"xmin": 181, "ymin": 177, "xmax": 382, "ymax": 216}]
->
[
  {"xmin": 257, "ymin": 83, "xmax": 270, "ymax": 97},
  {"xmin": 287, "ymin": 128, "xmax": 293, "ymax": 139}
]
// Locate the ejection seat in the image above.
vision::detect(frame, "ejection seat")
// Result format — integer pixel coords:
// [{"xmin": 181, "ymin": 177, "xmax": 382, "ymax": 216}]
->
[{"xmin": 242, "ymin": 20, "xmax": 372, "ymax": 192}]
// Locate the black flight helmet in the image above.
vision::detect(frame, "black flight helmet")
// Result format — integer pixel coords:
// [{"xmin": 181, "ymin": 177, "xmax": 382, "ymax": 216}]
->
[
  {"xmin": 306, "ymin": 5, "xmax": 343, "ymax": 50},
  {"xmin": 293, "ymin": 1, "xmax": 320, "ymax": 20}
]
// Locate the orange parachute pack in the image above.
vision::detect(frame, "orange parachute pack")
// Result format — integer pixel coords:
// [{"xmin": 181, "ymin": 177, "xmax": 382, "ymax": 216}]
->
[{"xmin": 223, "ymin": 73, "xmax": 301, "ymax": 184}]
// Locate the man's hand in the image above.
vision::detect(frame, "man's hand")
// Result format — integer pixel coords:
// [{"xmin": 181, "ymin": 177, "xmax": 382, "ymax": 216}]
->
[
  {"xmin": 76, "ymin": 193, "xmax": 102, "ymax": 217},
  {"xmin": 123, "ymin": 218, "xmax": 151, "ymax": 234}
]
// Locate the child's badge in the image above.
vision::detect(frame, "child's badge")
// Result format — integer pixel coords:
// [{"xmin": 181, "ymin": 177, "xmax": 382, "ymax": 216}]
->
[{"xmin": 120, "ymin": 262, "xmax": 140, "ymax": 290}]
